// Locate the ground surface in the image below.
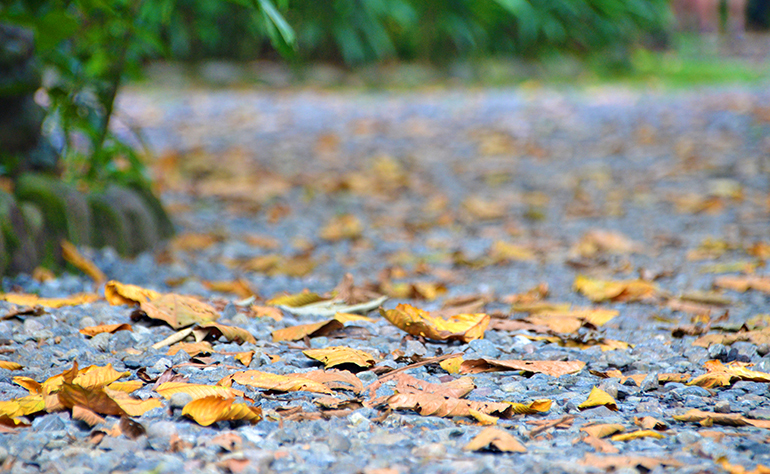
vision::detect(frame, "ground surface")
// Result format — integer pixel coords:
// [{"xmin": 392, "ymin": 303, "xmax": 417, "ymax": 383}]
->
[{"xmin": 2, "ymin": 81, "xmax": 770, "ymax": 474}]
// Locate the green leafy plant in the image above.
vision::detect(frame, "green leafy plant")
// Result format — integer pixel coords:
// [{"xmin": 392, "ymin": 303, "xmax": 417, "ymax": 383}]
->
[{"xmin": 0, "ymin": 0, "xmax": 294, "ymax": 189}]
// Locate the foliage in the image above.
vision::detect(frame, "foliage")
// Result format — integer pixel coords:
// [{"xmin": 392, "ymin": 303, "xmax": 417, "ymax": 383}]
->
[{"xmin": 0, "ymin": 0, "xmax": 293, "ymax": 188}]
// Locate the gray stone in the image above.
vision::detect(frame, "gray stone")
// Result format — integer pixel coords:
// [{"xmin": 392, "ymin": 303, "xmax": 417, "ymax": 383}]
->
[
  {"xmin": 152, "ymin": 357, "xmax": 173, "ymax": 372},
  {"xmin": 404, "ymin": 340, "xmax": 427, "ymax": 358},
  {"xmin": 603, "ymin": 350, "xmax": 634, "ymax": 369},
  {"xmin": 639, "ymin": 373, "xmax": 659, "ymax": 392},
  {"xmin": 748, "ymin": 408, "xmax": 770, "ymax": 420},
  {"xmin": 327, "ymin": 432, "xmax": 351, "ymax": 453},
  {"xmin": 88, "ymin": 332, "xmax": 111, "ymax": 352},
  {"xmin": 467, "ymin": 338, "xmax": 501, "ymax": 358},
  {"xmin": 411, "ymin": 442, "xmax": 446, "ymax": 458},
  {"xmin": 171, "ymin": 349, "xmax": 190, "ymax": 365},
  {"xmin": 708, "ymin": 343, "xmax": 728, "ymax": 360},
  {"xmin": 169, "ymin": 392, "xmax": 193, "ymax": 409},
  {"xmin": 714, "ymin": 400, "xmax": 732, "ymax": 413},
  {"xmin": 22, "ymin": 319, "xmax": 43, "ymax": 334},
  {"xmin": 147, "ymin": 421, "xmax": 178, "ymax": 440},
  {"xmin": 598, "ymin": 379, "xmax": 620, "ymax": 399},
  {"xmin": 32, "ymin": 414, "xmax": 66, "ymax": 431},
  {"xmin": 674, "ymin": 430, "xmax": 701, "ymax": 445}
]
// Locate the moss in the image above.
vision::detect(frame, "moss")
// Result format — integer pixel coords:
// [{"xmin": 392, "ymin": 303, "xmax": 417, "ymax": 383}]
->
[
  {"xmin": 88, "ymin": 193, "xmax": 131, "ymax": 256},
  {"xmin": 0, "ymin": 191, "xmax": 40, "ymax": 274},
  {"xmin": 104, "ymin": 185, "xmax": 159, "ymax": 255}
]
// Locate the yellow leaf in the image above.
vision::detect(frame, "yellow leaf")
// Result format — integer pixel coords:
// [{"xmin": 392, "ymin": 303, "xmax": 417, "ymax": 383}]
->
[
  {"xmin": 202, "ymin": 278, "xmax": 256, "ymax": 299},
  {"xmin": 507, "ymin": 399, "xmax": 552, "ymax": 415},
  {"xmin": 320, "ymin": 214, "xmax": 363, "ymax": 241},
  {"xmin": 222, "ymin": 370, "xmax": 332, "ymax": 394},
  {"xmin": 488, "ymin": 241, "xmax": 536, "ymax": 263},
  {"xmin": 13, "ymin": 376, "xmax": 41, "ymax": 394},
  {"xmin": 571, "ymin": 230, "xmax": 638, "ymax": 258},
  {"xmin": 106, "ymin": 381, "xmax": 144, "ymax": 393},
  {"xmin": 167, "ymin": 341, "xmax": 213, "ymax": 357},
  {"xmin": 573, "ymin": 275, "xmax": 657, "ymax": 303},
  {"xmin": 182, "ymin": 396, "xmax": 262, "ymax": 427},
  {"xmin": 104, "ymin": 281, "xmax": 162, "ymax": 306},
  {"xmin": 0, "ymin": 292, "xmax": 99, "ymax": 308},
  {"xmin": 266, "ymin": 290, "xmax": 325, "ymax": 307},
  {"xmin": 578, "ymin": 387, "xmax": 618, "ymax": 411},
  {"xmin": 439, "ymin": 356, "xmax": 464, "ymax": 374},
  {"xmin": 0, "ymin": 394, "xmax": 45, "ymax": 418},
  {"xmin": 581, "ymin": 423, "xmax": 625, "ymax": 438},
  {"xmin": 469, "ymin": 408, "xmax": 498, "ymax": 425},
  {"xmin": 234, "ymin": 351, "xmax": 254, "ymax": 366},
  {"xmin": 460, "ymin": 359, "xmax": 585, "ymax": 378},
  {"xmin": 71, "ymin": 405, "xmax": 106, "ymax": 426},
  {"xmin": 104, "ymin": 388, "xmax": 162, "ymax": 417},
  {"xmin": 463, "ymin": 427, "xmax": 526, "ymax": 452},
  {"xmin": 0, "ymin": 361, "xmax": 22, "ymax": 371},
  {"xmin": 303, "ymin": 346, "xmax": 376, "ymax": 369},
  {"xmin": 73, "ymin": 364, "xmax": 130, "ymax": 391},
  {"xmin": 380, "ymin": 304, "xmax": 490, "ymax": 343},
  {"xmin": 688, "ymin": 360, "xmax": 770, "ymax": 388},
  {"xmin": 250, "ymin": 305, "xmax": 284, "ymax": 321},
  {"xmin": 333, "ymin": 312, "xmax": 375, "ymax": 323},
  {"xmin": 714, "ymin": 276, "xmax": 770, "ymax": 294},
  {"xmin": 58, "ymin": 383, "xmax": 125, "ymax": 416},
  {"xmin": 79, "ymin": 323, "xmax": 132, "ymax": 337},
  {"xmin": 611, "ymin": 430, "xmax": 665, "ymax": 441},
  {"xmin": 61, "ymin": 240, "xmax": 106, "ymax": 284},
  {"xmin": 155, "ymin": 382, "xmax": 244, "ymax": 400},
  {"xmin": 140, "ymin": 294, "xmax": 219, "ymax": 329},
  {"xmin": 271, "ymin": 319, "xmax": 343, "ymax": 342}
]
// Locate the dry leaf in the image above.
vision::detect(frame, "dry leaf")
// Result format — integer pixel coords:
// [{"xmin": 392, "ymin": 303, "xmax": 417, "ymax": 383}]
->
[
  {"xmin": 104, "ymin": 281, "xmax": 162, "ymax": 306},
  {"xmin": 672, "ymin": 409, "xmax": 770, "ymax": 428},
  {"xmin": 460, "ymin": 359, "xmax": 585, "ymax": 378},
  {"xmin": 106, "ymin": 381, "xmax": 144, "ymax": 393},
  {"xmin": 469, "ymin": 408, "xmax": 499, "ymax": 425},
  {"xmin": 79, "ymin": 324, "xmax": 132, "ymax": 337},
  {"xmin": 0, "ymin": 361, "xmax": 22, "ymax": 371},
  {"xmin": 155, "ymin": 382, "xmax": 244, "ymax": 400},
  {"xmin": 578, "ymin": 387, "xmax": 618, "ymax": 411},
  {"xmin": 119, "ymin": 416, "xmax": 146, "ymax": 440},
  {"xmin": 439, "ymin": 357, "xmax": 464, "ymax": 374},
  {"xmin": 250, "ymin": 305, "xmax": 284, "ymax": 321},
  {"xmin": 203, "ymin": 279, "xmax": 256, "ymax": 299},
  {"xmin": 140, "ymin": 294, "xmax": 220, "ymax": 329},
  {"xmin": 167, "ymin": 341, "xmax": 214, "ymax": 357},
  {"xmin": 170, "ymin": 233, "xmax": 221, "ymax": 251},
  {"xmin": 718, "ymin": 459, "xmax": 770, "ymax": 474},
  {"xmin": 463, "ymin": 427, "xmax": 526, "ymax": 452},
  {"xmin": 332, "ymin": 273, "xmax": 385, "ymax": 306},
  {"xmin": 72, "ymin": 405, "xmax": 106, "ymax": 426},
  {"xmin": 582, "ymin": 433, "xmax": 619, "ymax": 454},
  {"xmin": 634, "ymin": 416, "xmax": 667, "ymax": 431},
  {"xmin": 573, "ymin": 275, "xmax": 657, "ymax": 303},
  {"xmin": 386, "ymin": 392, "xmax": 548, "ymax": 419},
  {"xmin": 0, "ymin": 293, "xmax": 99, "ymax": 308},
  {"xmin": 688, "ymin": 360, "xmax": 770, "ymax": 389},
  {"xmin": 234, "ymin": 351, "xmax": 254, "ymax": 366},
  {"xmin": 105, "ymin": 389, "xmax": 163, "ymax": 417},
  {"xmin": 182, "ymin": 396, "xmax": 262, "ymax": 426},
  {"xmin": 388, "ymin": 373, "xmax": 476, "ymax": 399},
  {"xmin": 266, "ymin": 290, "xmax": 325, "ymax": 307},
  {"xmin": 73, "ymin": 364, "xmax": 130, "ymax": 391},
  {"xmin": 581, "ymin": 424, "xmax": 624, "ymax": 438},
  {"xmin": 578, "ymin": 453, "xmax": 682, "ymax": 470},
  {"xmin": 611, "ymin": 430, "xmax": 665, "ymax": 441},
  {"xmin": 320, "ymin": 214, "xmax": 363, "ymax": 241},
  {"xmin": 303, "ymin": 347, "xmax": 376, "ymax": 369},
  {"xmin": 194, "ymin": 322, "xmax": 256, "ymax": 344},
  {"xmin": 58, "ymin": 383, "xmax": 125, "ymax": 416},
  {"xmin": 61, "ymin": 240, "xmax": 106, "ymax": 284},
  {"xmin": 334, "ymin": 312, "xmax": 375, "ymax": 323},
  {"xmin": 714, "ymin": 276, "xmax": 770, "ymax": 294},
  {"xmin": 380, "ymin": 304, "xmax": 490, "ymax": 343},
  {"xmin": 13, "ymin": 376, "xmax": 41, "ymax": 393},
  {"xmin": 221, "ymin": 370, "xmax": 332, "ymax": 394},
  {"xmin": 571, "ymin": 230, "xmax": 638, "ymax": 258},
  {"xmin": 271, "ymin": 319, "xmax": 344, "ymax": 342},
  {"xmin": 488, "ymin": 241, "xmax": 536, "ymax": 263}
]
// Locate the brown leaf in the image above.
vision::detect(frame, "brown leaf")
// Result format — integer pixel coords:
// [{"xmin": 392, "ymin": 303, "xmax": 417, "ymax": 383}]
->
[
  {"xmin": 61, "ymin": 240, "xmax": 106, "ymax": 284},
  {"xmin": 271, "ymin": 319, "xmax": 344, "ymax": 342},
  {"xmin": 167, "ymin": 341, "xmax": 214, "ymax": 357},
  {"xmin": 208, "ymin": 432, "xmax": 242, "ymax": 452},
  {"xmin": 673, "ymin": 409, "xmax": 770, "ymax": 428},
  {"xmin": 582, "ymin": 433, "xmax": 619, "ymax": 454},
  {"xmin": 221, "ymin": 370, "xmax": 332, "ymax": 394},
  {"xmin": 463, "ymin": 427, "xmax": 526, "ymax": 452},
  {"xmin": 105, "ymin": 389, "xmax": 162, "ymax": 417},
  {"xmin": 332, "ymin": 273, "xmax": 384, "ymax": 305},
  {"xmin": 170, "ymin": 232, "xmax": 222, "ymax": 252},
  {"xmin": 72, "ymin": 405, "xmax": 106, "ymax": 426},
  {"xmin": 194, "ymin": 322, "xmax": 256, "ymax": 344},
  {"xmin": 119, "ymin": 416, "xmax": 146, "ymax": 440},
  {"xmin": 578, "ymin": 387, "xmax": 618, "ymax": 411},
  {"xmin": 634, "ymin": 416, "xmax": 667, "ymax": 431},
  {"xmin": 580, "ymin": 423, "xmax": 624, "ymax": 439},
  {"xmin": 202, "ymin": 278, "xmax": 256, "ymax": 299},
  {"xmin": 714, "ymin": 276, "xmax": 770, "ymax": 294},
  {"xmin": 688, "ymin": 360, "xmax": 770, "ymax": 389},
  {"xmin": 79, "ymin": 324, "xmax": 132, "ymax": 337},
  {"xmin": 320, "ymin": 214, "xmax": 363, "ymax": 241},
  {"xmin": 386, "ymin": 392, "xmax": 547, "ymax": 419},
  {"xmin": 380, "ymin": 304, "xmax": 490, "ymax": 343},
  {"xmin": 266, "ymin": 290, "xmax": 325, "ymax": 307},
  {"xmin": 0, "ymin": 361, "xmax": 22, "ymax": 371},
  {"xmin": 303, "ymin": 347, "xmax": 376, "ymax": 369},
  {"xmin": 106, "ymin": 381, "xmax": 144, "ymax": 393},
  {"xmin": 611, "ymin": 430, "xmax": 665, "ymax": 441},
  {"xmin": 181, "ymin": 396, "xmax": 262, "ymax": 426},
  {"xmin": 104, "ymin": 281, "xmax": 162, "ymax": 306},
  {"xmin": 58, "ymin": 383, "xmax": 125, "ymax": 416},
  {"xmin": 578, "ymin": 453, "xmax": 682, "ymax": 470},
  {"xmin": 140, "ymin": 294, "xmax": 220, "ymax": 329},
  {"xmin": 460, "ymin": 359, "xmax": 585, "ymax": 378},
  {"xmin": 388, "ymin": 373, "xmax": 476, "ymax": 399},
  {"xmin": 488, "ymin": 241, "xmax": 536, "ymax": 263},
  {"xmin": 250, "ymin": 305, "xmax": 284, "ymax": 321},
  {"xmin": 234, "ymin": 351, "xmax": 254, "ymax": 366}
]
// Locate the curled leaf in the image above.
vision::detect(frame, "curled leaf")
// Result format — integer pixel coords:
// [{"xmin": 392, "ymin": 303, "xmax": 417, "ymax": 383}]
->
[
  {"xmin": 182, "ymin": 396, "xmax": 262, "ymax": 426},
  {"xmin": 222, "ymin": 370, "xmax": 332, "ymax": 394},
  {"xmin": 460, "ymin": 359, "xmax": 585, "ymax": 378},
  {"xmin": 581, "ymin": 424, "xmax": 624, "ymax": 439},
  {"xmin": 61, "ymin": 240, "xmax": 106, "ymax": 284},
  {"xmin": 0, "ymin": 361, "xmax": 22, "ymax": 371},
  {"xmin": 272, "ymin": 319, "xmax": 343, "ymax": 342},
  {"xmin": 194, "ymin": 322, "xmax": 256, "ymax": 344},
  {"xmin": 573, "ymin": 275, "xmax": 657, "ymax": 303},
  {"xmin": 463, "ymin": 427, "xmax": 526, "ymax": 452},
  {"xmin": 0, "ymin": 293, "xmax": 99, "ymax": 308},
  {"xmin": 140, "ymin": 294, "xmax": 219, "ymax": 329},
  {"xmin": 79, "ymin": 324, "xmax": 132, "ymax": 337},
  {"xmin": 611, "ymin": 430, "xmax": 665, "ymax": 441},
  {"xmin": 303, "ymin": 347, "xmax": 376, "ymax": 369},
  {"xmin": 104, "ymin": 281, "xmax": 162, "ymax": 306},
  {"xmin": 578, "ymin": 387, "xmax": 618, "ymax": 411},
  {"xmin": 380, "ymin": 304, "xmax": 490, "ymax": 343}
]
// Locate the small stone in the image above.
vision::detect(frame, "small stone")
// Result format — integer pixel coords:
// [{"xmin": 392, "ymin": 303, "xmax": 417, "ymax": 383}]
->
[
  {"xmin": 357, "ymin": 371, "xmax": 377, "ymax": 384},
  {"xmin": 404, "ymin": 340, "xmax": 427, "ymax": 358},
  {"xmin": 0, "ymin": 446, "xmax": 8, "ymax": 463},
  {"xmin": 32, "ymin": 414, "xmax": 66, "ymax": 431},
  {"xmin": 152, "ymin": 358, "xmax": 173, "ymax": 372},
  {"xmin": 598, "ymin": 379, "xmax": 620, "ymax": 399},
  {"xmin": 757, "ymin": 344, "xmax": 770, "ymax": 357},
  {"xmin": 501, "ymin": 381, "xmax": 526, "ymax": 393},
  {"xmin": 756, "ymin": 358, "xmax": 770, "ymax": 373},
  {"xmin": 675, "ymin": 430, "xmax": 701, "ymax": 445},
  {"xmin": 147, "ymin": 421, "xmax": 178, "ymax": 440},
  {"xmin": 347, "ymin": 412, "xmax": 371, "ymax": 430},
  {"xmin": 467, "ymin": 339, "xmax": 501, "ymax": 359},
  {"xmin": 708, "ymin": 343, "xmax": 728, "ymax": 360},
  {"xmin": 714, "ymin": 400, "xmax": 732, "ymax": 413},
  {"xmin": 23, "ymin": 319, "xmax": 44, "ymax": 334},
  {"xmin": 171, "ymin": 350, "xmax": 190, "ymax": 365},
  {"xmin": 88, "ymin": 332, "xmax": 111, "ymax": 352},
  {"xmin": 411, "ymin": 443, "xmax": 446, "ymax": 458},
  {"xmin": 748, "ymin": 408, "xmax": 770, "ymax": 420},
  {"xmin": 79, "ymin": 316, "xmax": 96, "ymax": 329},
  {"xmin": 169, "ymin": 392, "xmax": 193, "ymax": 409},
  {"xmin": 310, "ymin": 337, "xmax": 328, "ymax": 349},
  {"xmin": 327, "ymin": 432, "xmax": 351, "ymax": 453},
  {"xmin": 639, "ymin": 373, "xmax": 659, "ymax": 392},
  {"xmin": 603, "ymin": 351, "xmax": 634, "ymax": 369}
]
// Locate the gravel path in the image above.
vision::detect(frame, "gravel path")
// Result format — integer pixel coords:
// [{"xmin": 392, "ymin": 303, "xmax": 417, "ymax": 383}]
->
[{"xmin": 2, "ymin": 83, "xmax": 770, "ymax": 473}]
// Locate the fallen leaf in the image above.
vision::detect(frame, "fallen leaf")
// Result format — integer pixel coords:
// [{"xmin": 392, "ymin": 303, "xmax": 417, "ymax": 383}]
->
[
  {"xmin": 72, "ymin": 405, "xmax": 106, "ymax": 426},
  {"xmin": 234, "ymin": 351, "xmax": 254, "ymax": 366},
  {"xmin": 688, "ymin": 360, "xmax": 770, "ymax": 388},
  {"xmin": 272, "ymin": 319, "xmax": 344, "ymax": 342},
  {"xmin": 104, "ymin": 281, "xmax": 162, "ymax": 306},
  {"xmin": 0, "ymin": 361, "xmax": 22, "ymax": 371},
  {"xmin": 303, "ymin": 347, "xmax": 376, "ymax": 369},
  {"xmin": 333, "ymin": 312, "xmax": 376, "ymax": 323},
  {"xmin": 61, "ymin": 240, "xmax": 106, "ymax": 284},
  {"xmin": 79, "ymin": 324, "xmax": 132, "ymax": 337},
  {"xmin": 460, "ymin": 359, "xmax": 585, "ymax": 378},
  {"xmin": 266, "ymin": 290, "xmax": 325, "ymax": 307},
  {"xmin": 461, "ymin": 196, "xmax": 507, "ymax": 221},
  {"xmin": 578, "ymin": 387, "xmax": 618, "ymax": 411},
  {"xmin": 578, "ymin": 453, "xmax": 682, "ymax": 470},
  {"xmin": 140, "ymin": 294, "xmax": 220, "ymax": 329},
  {"xmin": 332, "ymin": 273, "xmax": 385, "ymax": 306},
  {"xmin": 167, "ymin": 341, "xmax": 214, "ymax": 357},
  {"xmin": 581, "ymin": 424, "xmax": 624, "ymax": 438},
  {"xmin": 58, "ymin": 383, "xmax": 125, "ymax": 416},
  {"xmin": 73, "ymin": 364, "xmax": 130, "ymax": 391},
  {"xmin": 634, "ymin": 416, "xmax": 667, "ymax": 431},
  {"xmin": 105, "ymin": 389, "xmax": 163, "ymax": 417},
  {"xmin": 203, "ymin": 278, "xmax": 256, "ymax": 299},
  {"xmin": 463, "ymin": 427, "xmax": 526, "ymax": 452},
  {"xmin": 170, "ymin": 233, "xmax": 221, "ymax": 252},
  {"xmin": 250, "ymin": 305, "xmax": 284, "ymax": 321},
  {"xmin": 277, "ymin": 297, "xmax": 387, "ymax": 318},
  {"xmin": 714, "ymin": 276, "xmax": 770, "ymax": 294},
  {"xmin": 611, "ymin": 430, "xmax": 665, "ymax": 441},
  {"xmin": 380, "ymin": 304, "xmax": 490, "ymax": 343},
  {"xmin": 582, "ymin": 433, "xmax": 619, "ymax": 454},
  {"xmin": 573, "ymin": 275, "xmax": 657, "ymax": 303},
  {"xmin": 13, "ymin": 376, "xmax": 41, "ymax": 394},
  {"xmin": 571, "ymin": 230, "xmax": 639, "ymax": 258},
  {"xmin": 320, "ymin": 214, "xmax": 363, "ymax": 241},
  {"xmin": 0, "ymin": 293, "xmax": 99, "ymax": 308},
  {"xmin": 469, "ymin": 408, "xmax": 499, "ymax": 425},
  {"xmin": 672, "ymin": 409, "xmax": 770, "ymax": 428},
  {"xmin": 386, "ymin": 392, "xmax": 548, "ymax": 419},
  {"xmin": 106, "ymin": 381, "xmax": 144, "ymax": 393},
  {"xmin": 182, "ymin": 396, "xmax": 262, "ymax": 426},
  {"xmin": 718, "ymin": 458, "xmax": 770, "ymax": 474},
  {"xmin": 155, "ymin": 382, "xmax": 244, "ymax": 400},
  {"xmin": 488, "ymin": 241, "xmax": 536, "ymax": 263},
  {"xmin": 194, "ymin": 322, "xmax": 256, "ymax": 344},
  {"xmin": 221, "ymin": 370, "xmax": 332, "ymax": 394},
  {"xmin": 209, "ymin": 432, "xmax": 242, "ymax": 451},
  {"xmin": 439, "ymin": 357, "xmax": 464, "ymax": 374}
]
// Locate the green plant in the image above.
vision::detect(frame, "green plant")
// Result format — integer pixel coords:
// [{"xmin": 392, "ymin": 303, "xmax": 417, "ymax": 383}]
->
[{"xmin": 0, "ymin": 0, "xmax": 294, "ymax": 189}]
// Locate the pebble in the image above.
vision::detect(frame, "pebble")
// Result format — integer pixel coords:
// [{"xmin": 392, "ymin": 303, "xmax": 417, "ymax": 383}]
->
[{"xmin": 169, "ymin": 392, "xmax": 193, "ymax": 408}]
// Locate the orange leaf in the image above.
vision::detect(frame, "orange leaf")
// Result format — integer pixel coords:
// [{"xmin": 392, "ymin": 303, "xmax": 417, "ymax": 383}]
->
[
  {"xmin": 202, "ymin": 278, "xmax": 256, "ymax": 299},
  {"xmin": 221, "ymin": 370, "xmax": 332, "ymax": 394},
  {"xmin": 61, "ymin": 240, "xmax": 106, "ymax": 284},
  {"xmin": 181, "ymin": 396, "xmax": 262, "ymax": 426},
  {"xmin": 155, "ymin": 382, "xmax": 244, "ymax": 400},
  {"xmin": 611, "ymin": 430, "xmax": 665, "ymax": 441},
  {"xmin": 167, "ymin": 341, "xmax": 214, "ymax": 357},
  {"xmin": 106, "ymin": 381, "xmax": 144, "ymax": 393},
  {"xmin": 303, "ymin": 347, "xmax": 376, "ymax": 369},
  {"xmin": 250, "ymin": 305, "xmax": 283, "ymax": 321},
  {"xmin": 463, "ymin": 427, "xmax": 526, "ymax": 452},
  {"xmin": 104, "ymin": 388, "xmax": 162, "ymax": 417},
  {"xmin": 73, "ymin": 364, "xmax": 130, "ymax": 391},
  {"xmin": 581, "ymin": 424, "xmax": 624, "ymax": 438},
  {"xmin": 72, "ymin": 405, "xmax": 106, "ymax": 426},
  {"xmin": 578, "ymin": 387, "xmax": 618, "ymax": 411},
  {"xmin": 0, "ymin": 293, "xmax": 99, "ymax": 308},
  {"xmin": 573, "ymin": 275, "xmax": 657, "ymax": 303},
  {"xmin": 140, "ymin": 294, "xmax": 219, "ymax": 329},
  {"xmin": 0, "ymin": 361, "xmax": 22, "ymax": 371},
  {"xmin": 58, "ymin": 383, "xmax": 125, "ymax": 416},
  {"xmin": 320, "ymin": 214, "xmax": 363, "ymax": 241},
  {"xmin": 380, "ymin": 304, "xmax": 490, "ymax": 343},
  {"xmin": 272, "ymin": 319, "xmax": 344, "ymax": 342},
  {"xmin": 195, "ymin": 322, "xmax": 256, "ymax": 344},
  {"xmin": 460, "ymin": 359, "xmax": 585, "ymax": 378},
  {"xmin": 104, "ymin": 281, "xmax": 162, "ymax": 306},
  {"xmin": 79, "ymin": 323, "xmax": 132, "ymax": 337},
  {"xmin": 714, "ymin": 276, "xmax": 770, "ymax": 294},
  {"xmin": 234, "ymin": 351, "xmax": 254, "ymax": 366}
]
